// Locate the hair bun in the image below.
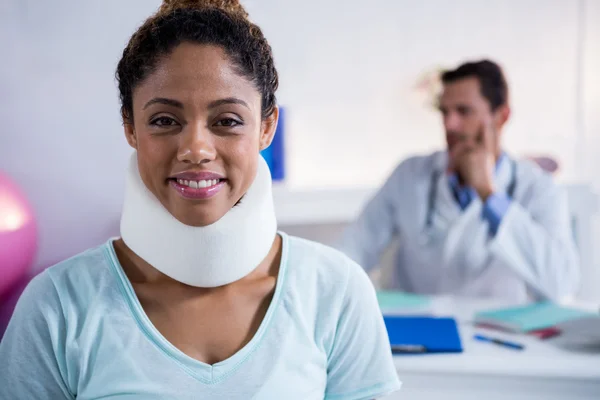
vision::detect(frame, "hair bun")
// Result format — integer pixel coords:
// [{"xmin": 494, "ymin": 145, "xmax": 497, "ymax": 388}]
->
[{"xmin": 159, "ymin": 0, "xmax": 248, "ymax": 19}]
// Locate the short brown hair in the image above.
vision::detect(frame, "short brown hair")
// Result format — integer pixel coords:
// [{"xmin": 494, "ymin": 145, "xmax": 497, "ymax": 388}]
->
[{"xmin": 441, "ymin": 60, "xmax": 508, "ymax": 111}]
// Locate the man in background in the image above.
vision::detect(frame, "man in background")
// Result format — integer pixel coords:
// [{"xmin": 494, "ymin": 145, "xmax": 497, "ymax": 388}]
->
[{"xmin": 338, "ymin": 60, "xmax": 579, "ymax": 301}]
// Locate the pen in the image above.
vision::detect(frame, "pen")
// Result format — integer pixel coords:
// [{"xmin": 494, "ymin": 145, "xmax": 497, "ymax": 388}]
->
[
  {"xmin": 391, "ymin": 344, "xmax": 428, "ymax": 354},
  {"xmin": 474, "ymin": 334, "xmax": 525, "ymax": 350}
]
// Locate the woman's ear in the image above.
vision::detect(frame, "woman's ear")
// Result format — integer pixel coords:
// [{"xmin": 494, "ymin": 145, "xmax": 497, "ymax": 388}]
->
[
  {"xmin": 259, "ymin": 107, "xmax": 279, "ymax": 151},
  {"xmin": 124, "ymin": 123, "xmax": 138, "ymax": 149},
  {"xmin": 123, "ymin": 111, "xmax": 138, "ymax": 149}
]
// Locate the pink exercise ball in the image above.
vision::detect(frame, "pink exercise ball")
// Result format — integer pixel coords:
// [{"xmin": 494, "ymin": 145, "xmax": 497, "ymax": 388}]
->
[{"xmin": 0, "ymin": 172, "xmax": 37, "ymax": 298}]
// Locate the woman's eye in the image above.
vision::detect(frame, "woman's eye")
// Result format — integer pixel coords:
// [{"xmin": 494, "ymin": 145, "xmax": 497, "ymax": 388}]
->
[
  {"xmin": 215, "ymin": 118, "xmax": 242, "ymax": 128},
  {"xmin": 150, "ymin": 117, "xmax": 178, "ymax": 127}
]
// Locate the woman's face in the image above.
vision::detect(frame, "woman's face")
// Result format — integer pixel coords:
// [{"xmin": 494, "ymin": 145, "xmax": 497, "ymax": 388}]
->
[{"xmin": 125, "ymin": 43, "xmax": 278, "ymax": 227}]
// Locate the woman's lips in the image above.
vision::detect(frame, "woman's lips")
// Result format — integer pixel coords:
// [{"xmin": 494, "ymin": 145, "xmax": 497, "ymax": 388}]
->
[{"xmin": 169, "ymin": 178, "xmax": 226, "ymax": 199}]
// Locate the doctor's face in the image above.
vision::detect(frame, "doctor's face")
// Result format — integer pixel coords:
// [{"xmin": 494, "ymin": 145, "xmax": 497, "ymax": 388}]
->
[
  {"xmin": 438, "ymin": 77, "xmax": 503, "ymax": 155},
  {"xmin": 124, "ymin": 43, "xmax": 277, "ymax": 227}
]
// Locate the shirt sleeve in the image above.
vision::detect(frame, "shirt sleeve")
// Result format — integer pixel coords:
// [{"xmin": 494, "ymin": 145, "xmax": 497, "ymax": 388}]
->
[
  {"xmin": 482, "ymin": 192, "xmax": 512, "ymax": 235},
  {"xmin": 324, "ymin": 261, "xmax": 402, "ymax": 400},
  {"xmin": 0, "ymin": 271, "xmax": 74, "ymax": 399}
]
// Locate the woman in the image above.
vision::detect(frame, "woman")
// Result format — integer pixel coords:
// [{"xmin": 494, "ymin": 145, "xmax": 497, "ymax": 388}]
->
[{"xmin": 0, "ymin": 1, "xmax": 401, "ymax": 398}]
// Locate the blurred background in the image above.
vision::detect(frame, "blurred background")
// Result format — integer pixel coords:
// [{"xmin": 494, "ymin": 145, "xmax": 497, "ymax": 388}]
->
[{"xmin": 0, "ymin": 0, "xmax": 599, "ymax": 302}]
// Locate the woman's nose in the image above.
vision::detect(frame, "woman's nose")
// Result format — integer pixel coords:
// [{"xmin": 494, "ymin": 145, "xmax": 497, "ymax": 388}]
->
[{"xmin": 176, "ymin": 123, "xmax": 217, "ymax": 165}]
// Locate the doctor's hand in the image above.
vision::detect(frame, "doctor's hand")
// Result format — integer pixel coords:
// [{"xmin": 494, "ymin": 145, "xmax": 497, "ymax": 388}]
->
[{"xmin": 449, "ymin": 120, "xmax": 497, "ymax": 201}]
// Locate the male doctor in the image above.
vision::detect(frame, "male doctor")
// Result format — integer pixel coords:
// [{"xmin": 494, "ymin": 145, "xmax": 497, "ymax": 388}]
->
[{"xmin": 338, "ymin": 60, "xmax": 580, "ymax": 301}]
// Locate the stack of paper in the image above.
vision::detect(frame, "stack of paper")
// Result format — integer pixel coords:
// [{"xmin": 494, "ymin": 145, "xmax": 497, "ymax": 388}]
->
[
  {"xmin": 376, "ymin": 291, "xmax": 432, "ymax": 315},
  {"xmin": 474, "ymin": 302, "xmax": 595, "ymax": 333}
]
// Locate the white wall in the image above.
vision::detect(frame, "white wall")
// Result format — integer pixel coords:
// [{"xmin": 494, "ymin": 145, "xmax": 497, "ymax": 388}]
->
[
  {"xmin": 0, "ymin": 1, "xmax": 598, "ymax": 281},
  {"xmin": 0, "ymin": 0, "xmax": 162, "ymax": 267},
  {"xmin": 246, "ymin": 0, "xmax": 586, "ymax": 188},
  {"xmin": 578, "ymin": 0, "xmax": 600, "ymax": 302}
]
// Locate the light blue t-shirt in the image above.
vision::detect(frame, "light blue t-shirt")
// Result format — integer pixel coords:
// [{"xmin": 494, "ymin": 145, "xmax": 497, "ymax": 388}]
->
[{"xmin": 0, "ymin": 233, "xmax": 401, "ymax": 399}]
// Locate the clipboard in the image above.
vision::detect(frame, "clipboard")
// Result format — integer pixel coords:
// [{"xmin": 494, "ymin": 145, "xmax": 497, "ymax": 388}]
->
[{"xmin": 383, "ymin": 316, "xmax": 463, "ymax": 354}]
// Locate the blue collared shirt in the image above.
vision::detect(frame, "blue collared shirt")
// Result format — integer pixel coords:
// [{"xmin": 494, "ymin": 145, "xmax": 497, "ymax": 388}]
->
[{"xmin": 448, "ymin": 154, "xmax": 512, "ymax": 236}]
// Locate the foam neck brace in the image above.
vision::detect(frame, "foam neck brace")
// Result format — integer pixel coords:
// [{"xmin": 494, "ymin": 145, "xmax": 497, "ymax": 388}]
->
[{"xmin": 120, "ymin": 153, "xmax": 277, "ymax": 287}]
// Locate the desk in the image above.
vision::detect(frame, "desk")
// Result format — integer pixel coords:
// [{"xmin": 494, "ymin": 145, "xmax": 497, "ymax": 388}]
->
[{"xmin": 382, "ymin": 297, "xmax": 600, "ymax": 400}]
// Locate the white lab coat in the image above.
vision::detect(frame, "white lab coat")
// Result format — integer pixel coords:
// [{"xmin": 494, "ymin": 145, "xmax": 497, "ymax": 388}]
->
[{"xmin": 338, "ymin": 151, "xmax": 580, "ymax": 302}]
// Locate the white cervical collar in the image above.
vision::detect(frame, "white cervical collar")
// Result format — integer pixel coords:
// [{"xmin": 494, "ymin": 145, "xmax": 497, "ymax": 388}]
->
[{"xmin": 120, "ymin": 153, "xmax": 277, "ymax": 287}]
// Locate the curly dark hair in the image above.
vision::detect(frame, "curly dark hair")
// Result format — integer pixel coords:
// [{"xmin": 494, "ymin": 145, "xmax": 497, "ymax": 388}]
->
[
  {"xmin": 441, "ymin": 60, "xmax": 508, "ymax": 111},
  {"xmin": 116, "ymin": 0, "xmax": 278, "ymax": 124}
]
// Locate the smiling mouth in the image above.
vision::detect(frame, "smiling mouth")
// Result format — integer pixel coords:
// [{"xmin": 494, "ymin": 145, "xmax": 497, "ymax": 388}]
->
[
  {"xmin": 170, "ymin": 178, "xmax": 225, "ymax": 189},
  {"xmin": 168, "ymin": 178, "xmax": 227, "ymax": 200}
]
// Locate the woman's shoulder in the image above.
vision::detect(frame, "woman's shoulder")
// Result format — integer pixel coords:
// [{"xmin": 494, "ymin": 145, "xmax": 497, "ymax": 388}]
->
[
  {"xmin": 45, "ymin": 240, "xmax": 115, "ymax": 283},
  {"xmin": 284, "ymin": 233, "xmax": 356, "ymax": 268},
  {"xmin": 4, "ymin": 241, "xmax": 116, "ymax": 334},
  {"xmin": 29, "ymin": 241, "xmax": 119, "ymax": 312},
  {"xmin": 282, "ymin": 233, "xmax": 373, "ymax": 295}
]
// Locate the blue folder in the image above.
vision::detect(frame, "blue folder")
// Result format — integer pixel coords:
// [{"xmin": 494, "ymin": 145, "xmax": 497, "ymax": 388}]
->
[{"xmin": 383, "ymin": 316, "xmax": 463, "ymax": 354}]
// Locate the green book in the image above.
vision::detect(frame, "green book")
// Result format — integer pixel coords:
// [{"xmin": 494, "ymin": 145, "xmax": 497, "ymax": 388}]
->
[
  {"xmin": 474, "ymin": 302, "xmax": 594, "ymax": 332},
  {"xmin": 376, "ymin": 291, "xmax": 431, "ymax": 311}
]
